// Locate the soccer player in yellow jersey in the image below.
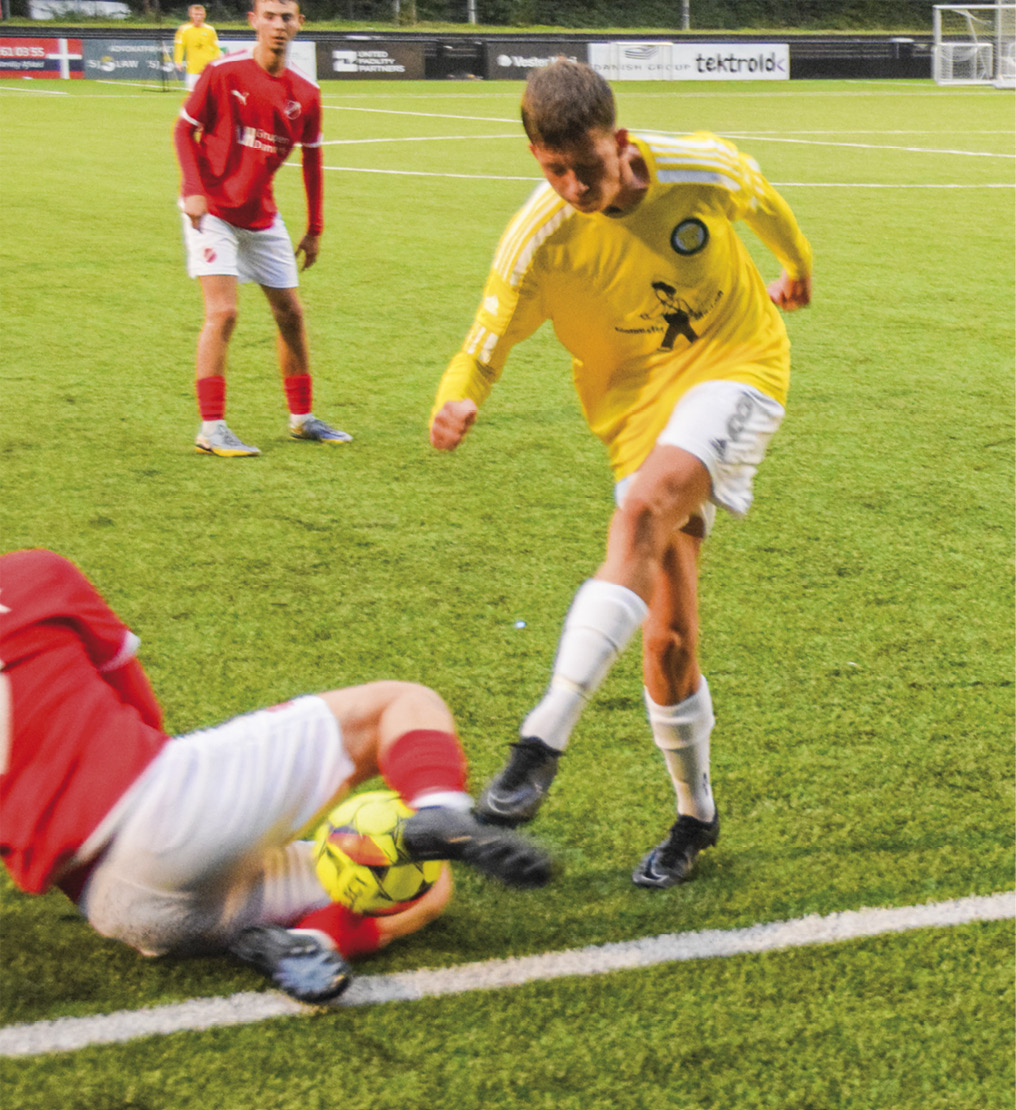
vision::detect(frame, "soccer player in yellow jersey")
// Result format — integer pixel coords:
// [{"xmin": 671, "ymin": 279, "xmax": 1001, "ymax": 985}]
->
[
  {"xmin": 430, "ymin": 60, "xmax": 812, "ymax": 890},
  {"xmin": 174, "ymin": 4, "xmax": 221, "ymax": 92}
]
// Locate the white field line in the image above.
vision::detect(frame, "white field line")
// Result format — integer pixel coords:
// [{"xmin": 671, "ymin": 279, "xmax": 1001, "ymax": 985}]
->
[
  {"xmin": 0, "ymin": 85, "xmax": 69, "ymax": 96},
  {"xmin": 1, "ymin": 891, "xmax": 1011, "ymax": 1059},
  {"xmin": 321, "ymin": 133, "xmax": 519, "ymax": 146},
  {"xmin": 308, "ymin": 163, "xmax": 1013, "ymax": 188},
  {"xmin": 720, "ymin": 132, "xmax": 1015, "ymax": 158}
]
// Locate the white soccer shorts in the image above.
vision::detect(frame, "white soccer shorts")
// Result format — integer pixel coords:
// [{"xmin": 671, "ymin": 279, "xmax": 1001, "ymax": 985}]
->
[
  {"xmin": 180, "ymin": 209, "xmax": 300, "ymax": 288},
  {"xmin": 615, "ymin": 380, "xmax": 785, "ymax": 534},
  {"xmin": 78, "ymin": 695, "xmax": 349, "ymax": 955}
]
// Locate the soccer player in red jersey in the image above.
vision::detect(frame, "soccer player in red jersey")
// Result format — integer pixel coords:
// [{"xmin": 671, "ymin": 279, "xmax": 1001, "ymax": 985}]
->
[
  {"xmin": 174, "ymin": 0, "xmax": 350, "ymax": 457},
  {"xmin": 0, "ymin": 550, "xmax": 552, "ymax": 1003}
]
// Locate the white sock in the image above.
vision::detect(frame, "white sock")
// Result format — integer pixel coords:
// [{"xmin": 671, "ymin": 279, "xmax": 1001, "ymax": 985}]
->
[
  {"xmin": 645, "ymin": 677, "xmax": 716, "ymax": 822},
  {"xmin": 201, "ymin": 419, "xmax": 226, "ymax": 436},
  {"xmin": 289, "ymin": 412, "xmax": 311, "ymax": 428},
  {"xmin": 521, "ymin": 579, "xmax": 648, "ymax": 751},
  {"xmin": 407, "ymin": 790, "xmax": 472, "ymax": 812}
]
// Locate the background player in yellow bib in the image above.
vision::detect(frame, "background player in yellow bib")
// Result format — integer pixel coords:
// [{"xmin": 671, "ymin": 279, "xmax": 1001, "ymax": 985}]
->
[
  {"xmin": 430, "ymin": 60, "xmax": 812, "ymax": 890},
  {"xmin": 174, "ymin": 4, "xmax": 221, "ymax": 92}
]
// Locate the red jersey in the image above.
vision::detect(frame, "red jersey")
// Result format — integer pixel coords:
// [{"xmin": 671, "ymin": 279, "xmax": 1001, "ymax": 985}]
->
[
  {"xmin": 0, "ymin": 550, "xmax": 169, "ymax": 894},
  {"xmin": 175, "ymin": 50, "xmax": 323, "ymax": 233}
]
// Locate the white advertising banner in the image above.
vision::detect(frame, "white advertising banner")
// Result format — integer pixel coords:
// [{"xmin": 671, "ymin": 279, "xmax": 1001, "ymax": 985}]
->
[
  {"xmin": 589, "ymin": 41, "xmax": 790, "ymax": 81},
  {"xmin": 218, "ymin": 39, "xmax": 316, "ymax": 82}
]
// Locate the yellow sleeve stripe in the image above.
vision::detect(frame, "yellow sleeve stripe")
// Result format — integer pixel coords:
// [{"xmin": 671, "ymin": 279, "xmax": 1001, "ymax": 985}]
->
[{"xmin": 493, "ymin": 184, "xmax": 573, "ymax": 287}]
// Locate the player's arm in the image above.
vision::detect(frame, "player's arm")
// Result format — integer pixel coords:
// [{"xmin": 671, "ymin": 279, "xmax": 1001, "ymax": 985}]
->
[
  {"xmin": 374, "ymin": 865, "xmax": 452, "ymax": 944},
  {"xmin": 430, "ymin": 265, "xmax": 546, "ymax": 451},
  {"xmin": 296, "ymin": 102, "xmax": 324, "ymax": 270},
  {"xmin": 295, "ymin": 866, "xmax": 452, "ymax": 958},
  {"xmin": 2, "ymin": 550, "xmax": 164, "ymax": 730},
  {"xmin": 210, "ymin": 27, "xmax": 222, "ymax": 59},
  {"xmin": 173, "ymin": 25, "xmax": 186, "ymax": 66},
  {"xmin": 174, "ymin": 97, "xmax": 212, "ymax": 228},
  {"xmin": 736, "ymin": 153, "xmax": 813, "ymax": 311}
]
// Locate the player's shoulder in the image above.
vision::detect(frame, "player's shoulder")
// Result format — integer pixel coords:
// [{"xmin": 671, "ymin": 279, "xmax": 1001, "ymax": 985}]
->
[
  {"xmin": 206, "ymin": 49, "xmax": 251, "ymax": 75},
  {"xmin": 633, "ymin": 131, "xmax": 749, "ymax": 191},
  {"xmin": 286, "ymin": 64, "xmax": 320, "ymax": 96},
  {"xmin": 492, "ymin": 182, "xmax": 575, "ymax": 286}
]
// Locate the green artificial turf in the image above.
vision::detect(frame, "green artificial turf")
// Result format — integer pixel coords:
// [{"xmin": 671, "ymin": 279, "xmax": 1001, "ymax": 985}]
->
[{"xmin": 1, "ymin": 77, "xmax": 1012, "ymax": 1107}]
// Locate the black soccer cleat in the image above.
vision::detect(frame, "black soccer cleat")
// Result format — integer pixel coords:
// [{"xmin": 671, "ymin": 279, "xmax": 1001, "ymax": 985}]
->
[
  {"xmin": 631, "ymin": 809, "xmax": 720, "ymax": 890},
  {"xmin": 230, "ymin": 925, "xmax": 352, "ymax": 1004},
  {"xmin": 402, "ymin": 806, "xmax": 554, "ymax": 889},
  {"xmin": 474, "ymin": 738, "xmax": 561, "ymax": 827}
]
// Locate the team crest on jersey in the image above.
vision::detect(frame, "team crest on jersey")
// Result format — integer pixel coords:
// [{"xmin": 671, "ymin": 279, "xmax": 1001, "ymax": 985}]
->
[
  {"xmin": 670, "ymin": 218, "xmax": 708, "ymax": 256},
  {"xmin": 284, "ymin": 100, "xmax": 301, "ymax": 120}
]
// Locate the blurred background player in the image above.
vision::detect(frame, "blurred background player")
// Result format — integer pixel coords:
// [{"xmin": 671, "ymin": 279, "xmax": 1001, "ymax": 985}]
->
[
  {"xmin": 174, "ymin": 0, "xmax": 351, "ymax": 458},
  {"xmin": 173, "ymin": 4, "xmax": 222, "ymax": 93},
  {"xmin": 0, "ymin": 549, "xmax": 553, "ymax": 1004},
  {"xmin": 430, "ymin": 60, "xmax": 812, "ymax": 891}
]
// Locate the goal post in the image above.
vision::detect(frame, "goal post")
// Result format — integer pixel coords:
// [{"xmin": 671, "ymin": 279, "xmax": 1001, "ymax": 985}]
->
[{"xmin": 933, "ymin": 3, "xmax": 1016, "ymax": 86}]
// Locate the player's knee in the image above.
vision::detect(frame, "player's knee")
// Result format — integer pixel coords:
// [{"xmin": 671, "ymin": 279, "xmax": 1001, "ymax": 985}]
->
[
  {"xmin": 205, "ymin": 304, "xmax": 238, "ymax": 338},
  {"xmin": 616, "ymin": 492, "xmax": 678, "ymax": 558}
]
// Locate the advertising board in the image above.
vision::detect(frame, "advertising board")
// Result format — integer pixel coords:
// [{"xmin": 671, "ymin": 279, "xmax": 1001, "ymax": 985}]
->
[
  {"xmin": 0, "ymin": 36, "xmax": 83, "ymax": 78},
  {"xmin": 588, "ymin": 41, "xmax": 790, "ymax": 81},
  {"xmin": 484, "ymin": 40, "xmax": 588, "ymax": 80},
  {"xmin": 316, "ymin": 40, "xmax": 425, "ymax": 79}
]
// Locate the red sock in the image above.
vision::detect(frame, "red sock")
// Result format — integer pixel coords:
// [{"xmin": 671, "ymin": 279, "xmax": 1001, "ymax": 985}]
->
[
  {"xmin": 284, "ymin": 373, "xmax": 312, "ymax": 416},
  {"xmin": 296, "ymin": 903, "xmax": 382, "ymax": 959},
  {"xmin": 196, "ymin": 375, "xmax": 226, "ymax": 422},
  {"xmin": 378, "ymin": 729, "xmax": 468, "ymax": 806}
]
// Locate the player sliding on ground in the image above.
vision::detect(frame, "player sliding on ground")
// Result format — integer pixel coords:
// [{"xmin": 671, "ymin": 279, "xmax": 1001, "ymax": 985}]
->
[
  {"xmin": 0, "ymin": 549, "xmax": 553, "ymax": 1004},
  {"xmin": 430, "ymin": 60, "xmax": 812, "ymax": 890},
  {"xmin": 174, "ymin": 0, "xmax": 351, "ymax": 457}
]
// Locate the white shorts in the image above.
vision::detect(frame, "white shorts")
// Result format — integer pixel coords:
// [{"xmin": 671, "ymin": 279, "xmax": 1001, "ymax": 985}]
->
[
  {"xmin": 79, "ymin": 696, "xmax": 349, "ymax": 955},
  {"xmin": 616, "ymin": 381, "xmax": 785, "ymax": 534},
  {"xmin": 185, "ymin": 71, "xmax": 200, "ymax": 92},
  {"xmin": 181, "ymin": 209, "xmax": 299, "ymax": 288}
]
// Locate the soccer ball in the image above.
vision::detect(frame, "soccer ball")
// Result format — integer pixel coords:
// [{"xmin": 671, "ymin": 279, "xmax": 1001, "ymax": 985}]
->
[{"xmin": 312, "ymin": 790, "xmax": 441, "ymax": 916}]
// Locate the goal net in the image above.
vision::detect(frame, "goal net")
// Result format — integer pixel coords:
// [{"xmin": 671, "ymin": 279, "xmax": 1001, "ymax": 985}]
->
[{"xmin": 933, "ymin": 4, "xmax": 1016, "ymax": 86}]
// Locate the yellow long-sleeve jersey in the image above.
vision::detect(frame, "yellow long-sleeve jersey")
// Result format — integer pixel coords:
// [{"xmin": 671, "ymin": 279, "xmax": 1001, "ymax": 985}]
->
[
  {"xmin": 432, "ymin": 131, "xmax": 812, "ymax": 480},
  {"xmin": 173, "ymin": 22, "xmax": 221, "ymax": 75}
]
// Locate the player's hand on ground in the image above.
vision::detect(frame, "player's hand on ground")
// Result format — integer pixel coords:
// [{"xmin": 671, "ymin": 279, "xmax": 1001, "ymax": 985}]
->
[
  {"xmin": 182, "ymin": 194, "xmax": 208, "ymax": 230},
  {"xmin": 768, "ymin": 270, "xmax": 811, "ymax": 311},
  {"xmin": 430, "ymin": 399, "xmax": 478, "ymax": 451},
  {"xmin": 295, "ymin": 233, "xmax": 321, "ymax": 271}
]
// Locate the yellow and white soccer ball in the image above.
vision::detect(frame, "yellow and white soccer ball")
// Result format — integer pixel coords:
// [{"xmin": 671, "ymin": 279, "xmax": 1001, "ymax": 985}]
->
[{"xmin": 312, "ymin": 790, "xmax": 441, "ymax": 916}]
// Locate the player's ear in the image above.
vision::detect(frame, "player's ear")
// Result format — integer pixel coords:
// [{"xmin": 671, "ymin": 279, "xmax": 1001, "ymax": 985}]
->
[{"xmin": 614, "ymin": 128, "xmax": 629, "ymax": 153}]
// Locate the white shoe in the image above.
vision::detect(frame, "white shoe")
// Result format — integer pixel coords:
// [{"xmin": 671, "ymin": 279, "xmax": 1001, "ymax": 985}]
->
[
  {"xmin": 290, "ymin": 416, "xmax": 352, "ymax": 445},
  {"xmin": 195, "ymin": 422, "xmax": 260, "ymax": 457}
]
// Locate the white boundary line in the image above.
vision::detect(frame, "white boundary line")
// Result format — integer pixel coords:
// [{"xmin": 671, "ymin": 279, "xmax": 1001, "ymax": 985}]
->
[
  {"xmin": 1, "ymin": 891, "xmax": 1011, "ymax": 1059},
  {"xmin": 309, "ymin": 164, "xmax": 1013, "ymax": 188}
]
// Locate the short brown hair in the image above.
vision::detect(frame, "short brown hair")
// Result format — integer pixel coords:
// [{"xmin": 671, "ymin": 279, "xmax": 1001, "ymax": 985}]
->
[{"xmin": 521, "ymin": 60, "xmax": 616, "ymax": 148}]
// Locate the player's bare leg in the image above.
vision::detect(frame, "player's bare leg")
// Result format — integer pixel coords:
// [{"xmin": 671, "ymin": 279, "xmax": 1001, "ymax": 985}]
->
[
  {"xmin": 262, "ymin": 285, "xmax": 351, "ymax": 445},
  {"xmin": 193, "ymin": 275, "xmax": 260, "ymax": 456},
  {"xmin": 317, "ymin": 682, "xmax": 553, "ymax": 888},
  {"xmin": 478, "ymin": 445, "xmax": 710, "ymax": 827},
  {"xmin": 633, "ymin": 528, "xmax": 719, "ymax": 889}
]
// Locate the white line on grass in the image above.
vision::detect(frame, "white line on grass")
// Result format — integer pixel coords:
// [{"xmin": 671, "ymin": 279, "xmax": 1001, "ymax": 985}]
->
[
  {"xmin": 720, "ymin": 133, "xmax": 1015, "ymax": 158},
  {"xmin": 1, "ymin": 891, "xmax": 1011, "ymax": 1059},
  {"xmin": 321, "ymin": 133, "xmax": 519, "ymax": 146},
  {"xmin": 0, "ymin": 86, "xmax": 69, "ymax": 96},
  {"xmin": 308, "ymin": 164, "xmax": 1013, "ymax": 188}
]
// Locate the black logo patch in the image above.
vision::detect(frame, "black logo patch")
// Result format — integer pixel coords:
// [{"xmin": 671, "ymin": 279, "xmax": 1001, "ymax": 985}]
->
[{"xmin": 670, "ymin": 218, "xmax": 709, "ymax": 256}]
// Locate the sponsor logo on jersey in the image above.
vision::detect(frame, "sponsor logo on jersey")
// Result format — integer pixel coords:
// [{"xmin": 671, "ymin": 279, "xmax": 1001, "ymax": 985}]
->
[{"xmin": 670, "ymin": 218, "xmax": 709, "ymax": 256}]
